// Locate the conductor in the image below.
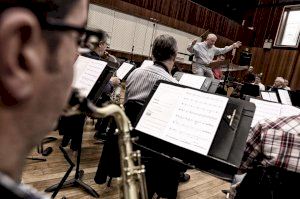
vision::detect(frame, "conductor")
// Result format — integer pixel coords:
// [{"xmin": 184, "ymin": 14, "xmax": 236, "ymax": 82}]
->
[{"xmin": 187, "ymin": 33, "xmax": 241, "ymax": 78}]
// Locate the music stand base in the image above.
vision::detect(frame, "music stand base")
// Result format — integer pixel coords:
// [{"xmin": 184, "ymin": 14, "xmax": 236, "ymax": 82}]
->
[
  {"xmin": 45, "ymin": 146, "xmax": 99, "ymax": 198},
  {"xmin": 45, "ymin": 173, "xmax": 99, "ymax": 198}
]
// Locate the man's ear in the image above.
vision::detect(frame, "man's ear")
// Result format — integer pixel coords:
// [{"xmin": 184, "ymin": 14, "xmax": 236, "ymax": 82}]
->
[{"xmin": 0, "ymin": 8, "xmax": 43, "ymax": 106}]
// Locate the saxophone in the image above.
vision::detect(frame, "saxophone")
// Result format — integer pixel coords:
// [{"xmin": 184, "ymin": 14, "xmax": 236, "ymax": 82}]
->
[{"xmin": 65, "ymin": 95, "xmax": 148, "ymax": 199}]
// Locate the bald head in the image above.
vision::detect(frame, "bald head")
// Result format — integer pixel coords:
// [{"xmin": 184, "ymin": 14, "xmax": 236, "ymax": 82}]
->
[{"xmin": 206, "ymin": 34, "xmax": 217, "ymax": 48}]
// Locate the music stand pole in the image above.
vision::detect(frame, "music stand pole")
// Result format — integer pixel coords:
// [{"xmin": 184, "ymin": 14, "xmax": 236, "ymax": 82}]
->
[{"xmin": 45, "ymin": 117, "xmax": 99, "ymax": 198}]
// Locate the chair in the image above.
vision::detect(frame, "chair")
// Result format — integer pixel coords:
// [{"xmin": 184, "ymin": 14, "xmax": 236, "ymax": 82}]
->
[{"xmin": 235, "ymin": 166, "xmax": 300, "ymax": 199}]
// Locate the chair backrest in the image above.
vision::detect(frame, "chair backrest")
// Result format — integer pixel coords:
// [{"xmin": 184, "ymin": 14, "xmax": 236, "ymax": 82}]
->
[{"xmin": 124, "ymin": 100, "xmax": 145, "ymax": 127}]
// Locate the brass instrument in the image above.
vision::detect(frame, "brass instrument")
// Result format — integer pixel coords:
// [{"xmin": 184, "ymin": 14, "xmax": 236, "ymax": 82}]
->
[
  {"xmin": 65, "ymin": 95, "xmax": 148, "ymax": 199},
  {"xmin": 110, "ymin": 83, "xmax": 123, "ymax": 105}
]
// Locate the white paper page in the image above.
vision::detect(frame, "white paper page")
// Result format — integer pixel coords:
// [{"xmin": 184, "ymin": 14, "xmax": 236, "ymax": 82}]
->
[
  {"xmin": 278, "ymin": 89, "xmax": 292, "ymax": 105},
  {"xmin": 250, "ymin": 98, "xmax": 282, "ymax": 127},
  {"xmin": 178, "ymin": 73, "xmax": 206, "ymax": 89},
  {"xmin": 269, "ymin": 92, "xmax": 279, "ymax": 102},
  {"xmin": 136, "ymin": 83, "xmax": 183, "ymax": 138},
  {"xmin": 116, "ymin": 62, "xmax": 134, "ymax": 80},
  {"xmin": 280, "ymin": 105, "xmax": 300, "ymax": 117},
  {"xmin": 136, "ymin": 83, "xmax": 228, "ymax": 155},
  {"xmin": 140, "ymin": 60, "xmax": 154, "ymax": 68},
  {"xmin": 163, "ymin": 88, "xmax": 228, "ymax": 155},
  {"xmin": 261, "ymin": 92, "xmax": 271, "ymax": 101},
  {"xmin": 72, "ymin": 55, "xmax": 107, "ymax": 97}
]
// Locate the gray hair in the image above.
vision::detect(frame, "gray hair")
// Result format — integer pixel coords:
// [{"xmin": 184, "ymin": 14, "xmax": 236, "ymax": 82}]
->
[{"xmin": 152, "ymin": 34, "xmax": 177, "ymax": 62}]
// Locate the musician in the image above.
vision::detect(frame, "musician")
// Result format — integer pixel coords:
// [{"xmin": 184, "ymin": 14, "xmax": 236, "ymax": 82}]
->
[
  {"xmin": 235, "ymin": 115, "xmax": 300, "ymax": 199},
  {"xmin": 187, "ymin": 33, "xmax": 241, "ymax": 78},
  {"xmin": 212, "ymin": 54, "xmax": 225, "ymax": 80},
  {"xmin": 253, "ymin": 76, "xmax": 265, "ymax": 91},
  {"xmin": 84, "ymin": 32, "xmax": 118, "ymax": 63},
  {"xmin": 283, "ymin": 79, "xmax": 291, "ymax": 91},
  {"xmin": 127, "ymin": 35, "xmax": 187, "ymax": 199},
  {"xmin": 243, "ymin": 66, "xmax": 255, "ymax": 84},
  {"xmin": 0, "ymin": 0, "xmax": 88, "ymax": 197},
  {"xmin": 269, "ymin": 77, "xmax": 284, "ymax": 91},
  {"xmin": 82, "ymin": 32, "xmax": 120, "ymax": 141}
]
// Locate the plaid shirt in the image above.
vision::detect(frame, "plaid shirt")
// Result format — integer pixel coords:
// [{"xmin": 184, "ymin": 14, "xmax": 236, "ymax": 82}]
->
[{"xmin": 239, "ymin": 115, "xmax": 300, "ymax": 173}]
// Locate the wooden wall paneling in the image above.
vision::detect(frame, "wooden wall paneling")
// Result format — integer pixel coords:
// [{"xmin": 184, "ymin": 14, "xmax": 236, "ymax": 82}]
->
[{"xmin": 290, "ymin": 54, "xmax": 300, "ymax": 90}]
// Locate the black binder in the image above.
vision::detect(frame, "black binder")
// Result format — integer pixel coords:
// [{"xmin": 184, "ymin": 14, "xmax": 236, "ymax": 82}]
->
[
  {"xmin": 173, "ymin": 72, "xmax": 220, "ymax": 93},
  {"xmin": 134, "ymin": 80, "xmax": 255, "ymax": 179}
]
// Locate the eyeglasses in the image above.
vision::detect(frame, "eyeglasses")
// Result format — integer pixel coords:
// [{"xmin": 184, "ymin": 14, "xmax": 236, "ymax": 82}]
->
[{"xmin": 41, "ymin": 18, "xmax": 105, "ymax": 49}]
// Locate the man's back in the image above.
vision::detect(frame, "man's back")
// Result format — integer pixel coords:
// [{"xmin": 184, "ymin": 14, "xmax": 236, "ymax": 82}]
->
[{"xmin": 125, "ymin": 64, "xmax": 177, "ymax": 102}]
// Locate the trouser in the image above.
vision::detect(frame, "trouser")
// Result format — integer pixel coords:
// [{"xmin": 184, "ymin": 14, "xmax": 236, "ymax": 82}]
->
[{"xmin": 192, "ymin": 63, "xmax": 214, "ymax": 78}]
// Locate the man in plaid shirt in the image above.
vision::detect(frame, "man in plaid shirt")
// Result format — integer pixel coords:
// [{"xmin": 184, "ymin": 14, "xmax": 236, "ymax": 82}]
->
[{"xmin": 234, "ymin": 115, "xmax": 300, "ymax": 199}]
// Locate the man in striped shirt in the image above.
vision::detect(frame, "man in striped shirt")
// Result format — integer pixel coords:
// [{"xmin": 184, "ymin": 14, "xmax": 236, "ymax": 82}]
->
[
  {"xmin": 235, "ymin": 115, "xmax": 300, "ymax": 199},
  {"xmin": 125, "ymin": 34, "xmax": 178, "ymax": 103},
  {"xmin": 125, "ymin": 35, "xmax": 189, "ymax": 199}
]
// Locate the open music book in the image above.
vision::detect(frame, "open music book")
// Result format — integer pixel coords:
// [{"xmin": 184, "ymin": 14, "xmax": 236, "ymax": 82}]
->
[
  {"xmin": 261, "ymin": 91, "xmax": 279, "ymax": 102},
  {"xmin": 135, "ymin": 82, "xmax": 228, "ymax": 155},
  {"xmin": 277, "ymin": 89, "xmax": 292, "ymax": 105},
  {"xmin": 250, "ymin": 98, "xmax": 300, "ymax": 127},
  {"xmin": 116, "ymin": 62, "xmax": 135, "ymax": 80}
]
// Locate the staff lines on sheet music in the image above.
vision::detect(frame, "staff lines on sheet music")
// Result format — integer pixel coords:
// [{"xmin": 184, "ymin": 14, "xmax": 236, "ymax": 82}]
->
[
  {"xmin": 172, "ymin": 114, "xmax": 214, "ymax": 131},
  {"xmin": 165, "ymin": 132, "xmax": 207, "ymax": 150},
  {"xmin": 167, "ymin": 126, "xmax": 211, "ymax": 142}
]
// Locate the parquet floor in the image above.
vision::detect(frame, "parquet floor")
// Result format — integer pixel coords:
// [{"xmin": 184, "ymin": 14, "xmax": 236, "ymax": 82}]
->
[{"xmin": 22, "ymin": 121, "xmax": 230, "ymax": 199}]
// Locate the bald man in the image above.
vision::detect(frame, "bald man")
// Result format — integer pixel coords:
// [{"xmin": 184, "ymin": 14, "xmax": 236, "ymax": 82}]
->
[{"xmin": 187, "ymin": 33, "xmax": 241, "ymax": 78}]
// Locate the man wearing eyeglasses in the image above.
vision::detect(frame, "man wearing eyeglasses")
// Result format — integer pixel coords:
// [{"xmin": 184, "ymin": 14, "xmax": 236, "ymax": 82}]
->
[{"xmin": 0, "ymin": 0, "xmax": 89, "ymax": 197}]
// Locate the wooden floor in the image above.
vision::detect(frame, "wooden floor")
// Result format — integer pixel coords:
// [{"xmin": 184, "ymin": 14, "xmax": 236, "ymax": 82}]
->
[{"xmin": 22, "ymin": 120, "xmax": 230, "ymax": 199}]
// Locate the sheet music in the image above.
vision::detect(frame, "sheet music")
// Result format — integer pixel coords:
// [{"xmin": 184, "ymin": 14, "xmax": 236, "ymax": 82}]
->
[
  {"xmin": 140, "ymin": 60, "xmax": 154, "ymax": 68},
  {"xmin": 278, "ymin": 89, "xmax": 292, "ymax": 105},
  {"xmin": 250, "ymin": 98, "xmax": 282, "ymax": 127},
  {"xmin": 116, "ymin": 62, "xmax": 134, "ymax": 80},
  {"xmin": 269, "ymin": 92, "xmax": 279, "ymax": 102},
  {"xmin": 136, "ymin": 83, "xmax": 228, "ymax": 155},
  {"xmin": 178, "ymin": 73, "xmax": 206, "ymax": 89},
  {"xmin": 261, "ymin": 92, "xmax": 271, "ymax": 101},
  {"xmin": 72, "ymin": 55, "xmax": 107, "ymax": 97},
  {"xmin": 261, "ymin": 92, "xmax": 278, "ymax": 102}
]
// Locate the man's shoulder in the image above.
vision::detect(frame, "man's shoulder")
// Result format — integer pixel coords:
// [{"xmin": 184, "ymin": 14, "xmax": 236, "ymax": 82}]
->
[{"xmin": 259, "ymin": 115, "xmax": 300, "ymax": 130}]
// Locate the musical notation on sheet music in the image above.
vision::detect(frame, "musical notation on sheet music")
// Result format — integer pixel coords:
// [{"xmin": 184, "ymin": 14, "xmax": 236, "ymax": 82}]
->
[
  {"xmin": 136, "ymin": 83, "xmax": 228, "ymax": 155},
  {"xmin": 250, "ymin": 98, "xmax": 300, "ymax": 127},
  {"xmin": 278, "ymin": 89, "xmax": 292, "ymax": 105},
  {"xmin": 250, "ymin": 98, "xmax": 281, "ymax": 127},
  {"xmin": 116, "ymin": 62, "xmax": 134, "ymax": 80},
  {"xmin": 178, "ymin": 74, "xmax": 206, "ymax": 89},
  {"xmin": 261, "ymin": 91, "xmax": 278, "ymax": 102},
  {"xmin": 72, "ymin": 55, "xmax": 107, "ymax": 97}
]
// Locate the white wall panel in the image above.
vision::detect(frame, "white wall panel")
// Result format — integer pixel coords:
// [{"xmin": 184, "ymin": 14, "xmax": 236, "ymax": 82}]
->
[
  {"xmin": 110, "ymin": 12, "xmax": 136, "ymax": 52},
  {"xmin": 88, "ymin": 4, "xmax": 198, "ymax": 60},
  {"xmin": 88, "ymin": 4, "xmax": 114, "ymax": 36}
]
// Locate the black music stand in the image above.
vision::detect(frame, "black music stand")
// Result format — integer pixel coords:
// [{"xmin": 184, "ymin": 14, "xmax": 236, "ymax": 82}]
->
[
  {"xmin": 45, "ymin": 57, "xmax": 116, "ymax": 198},
  {"xmin": 45, "ymin": 125, "xmax": 99, "ymax": 198},
  {"xmin": 173, "ymin": 72, "xmax": 220, "ymax": 93},
  {"xmin": 133, "ymin": 81, "xmax": 256, "ymax": 180}
]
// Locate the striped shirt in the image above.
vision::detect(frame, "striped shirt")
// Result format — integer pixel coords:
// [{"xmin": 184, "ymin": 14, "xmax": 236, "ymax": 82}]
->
[
  {"xmin": 187, "ymin": 41, "xmax": 233, "ymax": 67},
  {"xmin": 239, "ymin": 115, "xmax": 300, "ymax": 173},
  {"xmin": 125, "ymin": 64, "xmax": 178, "ymax": 102}
]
